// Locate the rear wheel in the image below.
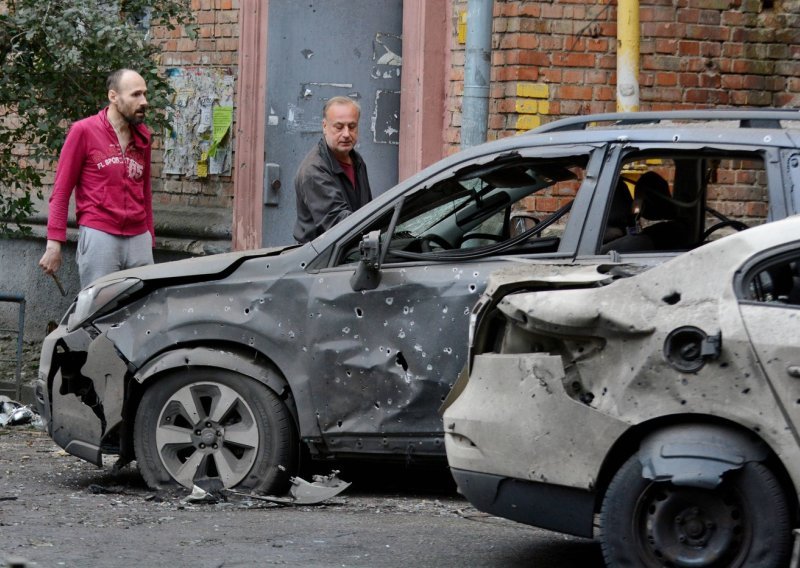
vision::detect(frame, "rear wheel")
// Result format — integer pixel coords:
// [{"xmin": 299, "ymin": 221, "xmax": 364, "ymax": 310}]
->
[
  {"xmin": 599, "ymin": 453, "xmax": 791, "ymax": 568},
  {"xmin": 134, "ymin": 368, "xmax": 297, "ymax": 493}
]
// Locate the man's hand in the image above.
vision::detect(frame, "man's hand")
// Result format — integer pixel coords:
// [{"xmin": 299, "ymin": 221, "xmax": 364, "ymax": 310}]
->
[{"xmin": 39, "ymin": 239, "xmax": 63, "ymax": 275}]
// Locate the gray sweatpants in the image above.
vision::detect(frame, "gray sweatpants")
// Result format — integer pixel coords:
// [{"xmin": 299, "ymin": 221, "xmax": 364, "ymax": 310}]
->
[{"xmin": 77, "ymin": 226, "xmax": 154, "ymax": 288}]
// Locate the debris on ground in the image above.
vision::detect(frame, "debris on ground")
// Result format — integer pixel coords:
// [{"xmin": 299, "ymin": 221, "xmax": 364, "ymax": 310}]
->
[
  {"xmin": 181, "ymin": 479, "xmax": 227, "ymax": 505},
  {"xmin": 178, "ymin": 470, "xmax": 351, "ymax": 507},
  {"xmin": 225, "ymin": 470, "xmax": 351, "ymax": 506},
  {"xmin": 0, "ymin": 396, "xmax": 42, "ymax": 428}
]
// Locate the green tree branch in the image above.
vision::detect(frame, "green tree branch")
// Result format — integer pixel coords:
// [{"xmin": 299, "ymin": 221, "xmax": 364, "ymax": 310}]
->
[{"xmin": 0, "ymin": 0, "xmax": 193, "ymax": 236}]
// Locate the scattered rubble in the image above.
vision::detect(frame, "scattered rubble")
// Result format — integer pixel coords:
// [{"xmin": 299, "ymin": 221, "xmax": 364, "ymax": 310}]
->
[
  {"xmin": 224, "ymin": 470, "xmax": 351, "ymax": 506},
  {"xmin": 0, "ymin": 396, "xmax": 42, "ymax": 429},
  {"xmin": 178, "ymin": 469, "xmax": 351, "ymax": 507},
  {"xmin": 2, "ymin": 429, "xmax": 579, "ymax": 568}
]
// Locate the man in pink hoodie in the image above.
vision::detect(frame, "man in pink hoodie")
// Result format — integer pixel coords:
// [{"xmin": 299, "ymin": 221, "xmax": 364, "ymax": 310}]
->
[{"xmin": 38, "ymin": 68, "xmax": 154, "ymax": 288}]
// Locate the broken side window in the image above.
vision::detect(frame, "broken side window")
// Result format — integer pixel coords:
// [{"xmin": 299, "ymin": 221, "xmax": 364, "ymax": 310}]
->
[
  {"xmin": 600, "ymin": 150, "xmax": 769, "ymax": 255},
  {"xmin": 335, "ymin": 153, "xmax": 591, "ymax": 265},
  {"xmin": 743, "ymin": 256, "xmax": 800, "ymax": 306}
]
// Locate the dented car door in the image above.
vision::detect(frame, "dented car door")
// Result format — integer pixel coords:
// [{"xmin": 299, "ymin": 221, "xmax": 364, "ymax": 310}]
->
[
  {"xmin": 738, "ymin": 246, "xmax": 800, "ymax": 439},
  {"xmin": 303, "ymin": 146, "xmax": 605, "ymax": 455}
]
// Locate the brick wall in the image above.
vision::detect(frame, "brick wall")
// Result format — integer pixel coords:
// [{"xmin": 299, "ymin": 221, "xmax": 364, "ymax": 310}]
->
[
  {"xmin": 445, "ymin": 0, "xmax": 800, "ymax": 155},
  {"xmin": 147, "ymin": 0, "xmax": 239, "ymax": 212}
]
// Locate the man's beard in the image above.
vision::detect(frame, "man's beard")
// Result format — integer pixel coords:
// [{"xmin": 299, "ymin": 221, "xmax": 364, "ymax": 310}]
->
[{"xmin": 122, "ymin": 105, "xmax": 146, "ymax": 125}]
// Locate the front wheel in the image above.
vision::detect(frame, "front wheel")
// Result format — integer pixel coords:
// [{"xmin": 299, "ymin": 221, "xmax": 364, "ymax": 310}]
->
[
  {"xmin": 599, "ymin": 454, "xmax": 792, "ymax": 567},
  {"xmin": 134, "ymin": 368, "xmax": 297, "ymax": 493}
]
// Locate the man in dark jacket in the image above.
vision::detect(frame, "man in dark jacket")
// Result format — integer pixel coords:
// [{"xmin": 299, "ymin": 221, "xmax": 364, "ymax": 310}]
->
[{"xmin": 293, "ymin": 96, "xmax": 372, "ymax": 243}]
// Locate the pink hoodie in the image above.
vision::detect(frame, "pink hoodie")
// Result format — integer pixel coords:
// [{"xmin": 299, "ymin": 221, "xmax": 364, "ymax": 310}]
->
[{"xmin": 46, "ymin": 107, "xmax": 153, "ymax": 244}]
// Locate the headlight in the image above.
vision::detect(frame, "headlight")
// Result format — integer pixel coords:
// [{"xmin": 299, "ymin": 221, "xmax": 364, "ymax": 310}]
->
[{"xmin": 67, "ymin": 278, "xmax": 143, "ymax": 331}]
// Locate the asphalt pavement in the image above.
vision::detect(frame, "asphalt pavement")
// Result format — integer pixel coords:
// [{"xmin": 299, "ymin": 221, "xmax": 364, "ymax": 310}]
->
[
  {"xmin": 0, "ymin": 335, "xmax": 606, "ymax": 567},
  {"xmin": 1, "ymin": 428, "xmax": 605, "ymax": 567}
]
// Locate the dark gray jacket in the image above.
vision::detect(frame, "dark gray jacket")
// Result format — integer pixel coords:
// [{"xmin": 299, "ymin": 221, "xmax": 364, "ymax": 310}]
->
[{"xmin": 293, "ymin": 138, "xmax": 372, "ymax": 243}]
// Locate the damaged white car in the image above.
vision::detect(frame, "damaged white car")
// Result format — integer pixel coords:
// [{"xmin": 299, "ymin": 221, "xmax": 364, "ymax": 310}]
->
[{"xmin": 444, "ymin": 215, "xmax": 800, "ymax": 567}]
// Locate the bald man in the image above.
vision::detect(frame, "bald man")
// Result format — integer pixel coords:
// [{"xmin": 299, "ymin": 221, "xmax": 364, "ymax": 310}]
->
[
  {"xmin": 39, "ymin": 68, "xmax": 154, "ymax": 288},
  {"xmin": 293, "ymin": 96, "xmax": 372, "ymax": 243}
]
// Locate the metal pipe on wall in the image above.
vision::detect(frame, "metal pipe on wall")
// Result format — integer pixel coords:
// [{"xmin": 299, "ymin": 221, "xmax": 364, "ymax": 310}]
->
[
  {"xmin": 461, "ymin": 0, "xmax": 493, "ymax": 148},
  {"xmin": 616, "ymin": 0, "xmax": 640, "ymax": 112}
]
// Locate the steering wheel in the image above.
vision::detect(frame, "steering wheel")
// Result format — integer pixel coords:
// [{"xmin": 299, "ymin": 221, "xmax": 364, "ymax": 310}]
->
[
  {"xmin": 417, "ymin": 234, "xmax": 453, "ymax": 252},
  {"xmin": 702, "ymin": 219, "xmax": 749, "ymax": 241}
]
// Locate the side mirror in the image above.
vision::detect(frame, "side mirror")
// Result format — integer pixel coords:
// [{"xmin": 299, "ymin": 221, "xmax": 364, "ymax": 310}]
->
[{"xmin": 350, "ymin": 230, "xmax": 382, "ymax": 291}]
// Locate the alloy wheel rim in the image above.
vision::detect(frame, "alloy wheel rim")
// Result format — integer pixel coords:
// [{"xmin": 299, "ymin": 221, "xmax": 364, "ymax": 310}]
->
[{"xmin": 155, "ymin": 381, "xmax": 260, "ymax": 489}]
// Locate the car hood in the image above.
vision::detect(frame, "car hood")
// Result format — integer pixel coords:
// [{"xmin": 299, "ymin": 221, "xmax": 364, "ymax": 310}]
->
[{"xmin": 88, "ymin": 244, "xmax": 301, "ymax": 286}]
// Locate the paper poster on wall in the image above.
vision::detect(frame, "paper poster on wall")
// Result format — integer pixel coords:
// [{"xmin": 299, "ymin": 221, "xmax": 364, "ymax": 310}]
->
[{"xmin": 163, "ymin": 67, "xmax": 235, "ymax": 177}]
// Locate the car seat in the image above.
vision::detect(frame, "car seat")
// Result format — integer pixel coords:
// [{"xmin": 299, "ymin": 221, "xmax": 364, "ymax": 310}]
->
[
  {"xmin": 635, "ymin": 172, "xmax": 692, "ymax": 250},
  {"xmin": 602, "ymin": 172, "xmax": 695, "ymax": 254},
  {"xmin": 603, "ymin": 178, "xmax": 635, "ymax": 243},
  {"xmin": 600, "ymin": 177, "xmax": 656, "ymax": 254}
]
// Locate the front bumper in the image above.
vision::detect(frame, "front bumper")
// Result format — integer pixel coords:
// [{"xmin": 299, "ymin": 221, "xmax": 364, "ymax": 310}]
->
[{"xmin": 35, "ymin": 323, "xmax": 129, "ymax": 466}]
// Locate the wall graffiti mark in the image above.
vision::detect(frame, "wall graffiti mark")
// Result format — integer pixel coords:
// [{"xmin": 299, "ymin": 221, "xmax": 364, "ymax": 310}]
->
[
  {"xmin": 371, "ymin": 32, "xmax": 402, "ymax": 79},
  {"xmin": 163, "ymin": 67, "xmax": 235, "ymax": 177},
  {"xmin": 372, "ymin": 90, "xmax": 400, "ymax": 145}
]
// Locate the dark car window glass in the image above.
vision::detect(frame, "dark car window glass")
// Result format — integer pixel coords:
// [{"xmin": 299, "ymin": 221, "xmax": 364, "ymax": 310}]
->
[
  {"xmin": 336, "ymin": 154, "xmax": 590, "ymax": 265},
  {"xmin": 600, "ymin": 152, "xmax": 767, "ymax": 255},
  {"xmin": 743, "ymin": 256, "xmax": 800, "ymax": 306}
]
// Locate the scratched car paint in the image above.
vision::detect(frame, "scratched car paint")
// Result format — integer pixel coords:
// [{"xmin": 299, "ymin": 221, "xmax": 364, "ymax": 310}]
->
[
  {"xmin": 35, "ymin": 110, "xmax": 800, "ymax": 495},
  {"xmin": 444, "ymin": 216, "xmax": 800, "ymax": 567}
]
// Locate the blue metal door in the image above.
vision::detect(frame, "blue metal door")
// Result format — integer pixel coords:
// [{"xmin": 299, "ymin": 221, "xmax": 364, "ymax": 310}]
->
[{"xmin": 262, "ymin": 0, "xmax": 403, "ymax": 246}]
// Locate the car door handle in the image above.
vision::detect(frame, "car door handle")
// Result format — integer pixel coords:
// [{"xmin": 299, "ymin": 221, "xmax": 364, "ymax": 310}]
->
[{"xmin": 787, "ymin": 365, "xmax": 800, "ymax": 378}]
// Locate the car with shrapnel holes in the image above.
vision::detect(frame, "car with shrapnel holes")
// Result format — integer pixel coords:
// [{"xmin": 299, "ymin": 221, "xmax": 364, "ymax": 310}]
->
[
  {"xmin": 35, "ymin": 109, "xmax": 800, "ymax": 498},
  {"xmin": 444, "ymin": 215, "xmax": 800, "ymax": 567}
]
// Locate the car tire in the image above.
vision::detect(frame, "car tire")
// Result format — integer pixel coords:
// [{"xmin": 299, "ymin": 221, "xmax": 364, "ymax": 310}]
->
[
  {"xmin": 133, "ymin": 368, "xmax": 297, "ymax": 493},
  {"xmin": 599, "ymin": 453, "xmax": 791, "ymax": 568}
]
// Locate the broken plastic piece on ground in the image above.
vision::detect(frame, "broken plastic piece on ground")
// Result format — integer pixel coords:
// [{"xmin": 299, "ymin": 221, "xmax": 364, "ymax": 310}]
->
[
  {"xmin": 181, "ymin": 479, "xmax": 226, "ymax": 505},
  {"xmin": 7, "ymin": 406, "xmax": 35, "ymax": 426},
  {"xmin": 226, "ymin": 470, "xmax": 351, "ymax": 505},
  {"xmin": 0, "ymin": 396, "xmax": 41, "ymax": 428},
  {"xmin": 182, "ymin": 484, "xmax": 220, "ymax": 505}
]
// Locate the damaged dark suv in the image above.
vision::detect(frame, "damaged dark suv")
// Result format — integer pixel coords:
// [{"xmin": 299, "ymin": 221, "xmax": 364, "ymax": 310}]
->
[{"xmin": 36, "ymin": 109, "xmax": 800, "ymax": 493}]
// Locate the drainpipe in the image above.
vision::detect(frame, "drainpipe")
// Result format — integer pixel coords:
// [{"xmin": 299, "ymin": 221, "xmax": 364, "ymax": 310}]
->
[
  {"xmin": 461, "ymin": 0, "xmax": 493, "ymax": 148},
  {"xmin": 616, "ymin": 0, "xmax": 640, "ymax": 112}
]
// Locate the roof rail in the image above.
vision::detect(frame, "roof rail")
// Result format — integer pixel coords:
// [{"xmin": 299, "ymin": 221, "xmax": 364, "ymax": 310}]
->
[{"xmin": 532, "ymin": 108, "xmax": 800, "ymax": 133}]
